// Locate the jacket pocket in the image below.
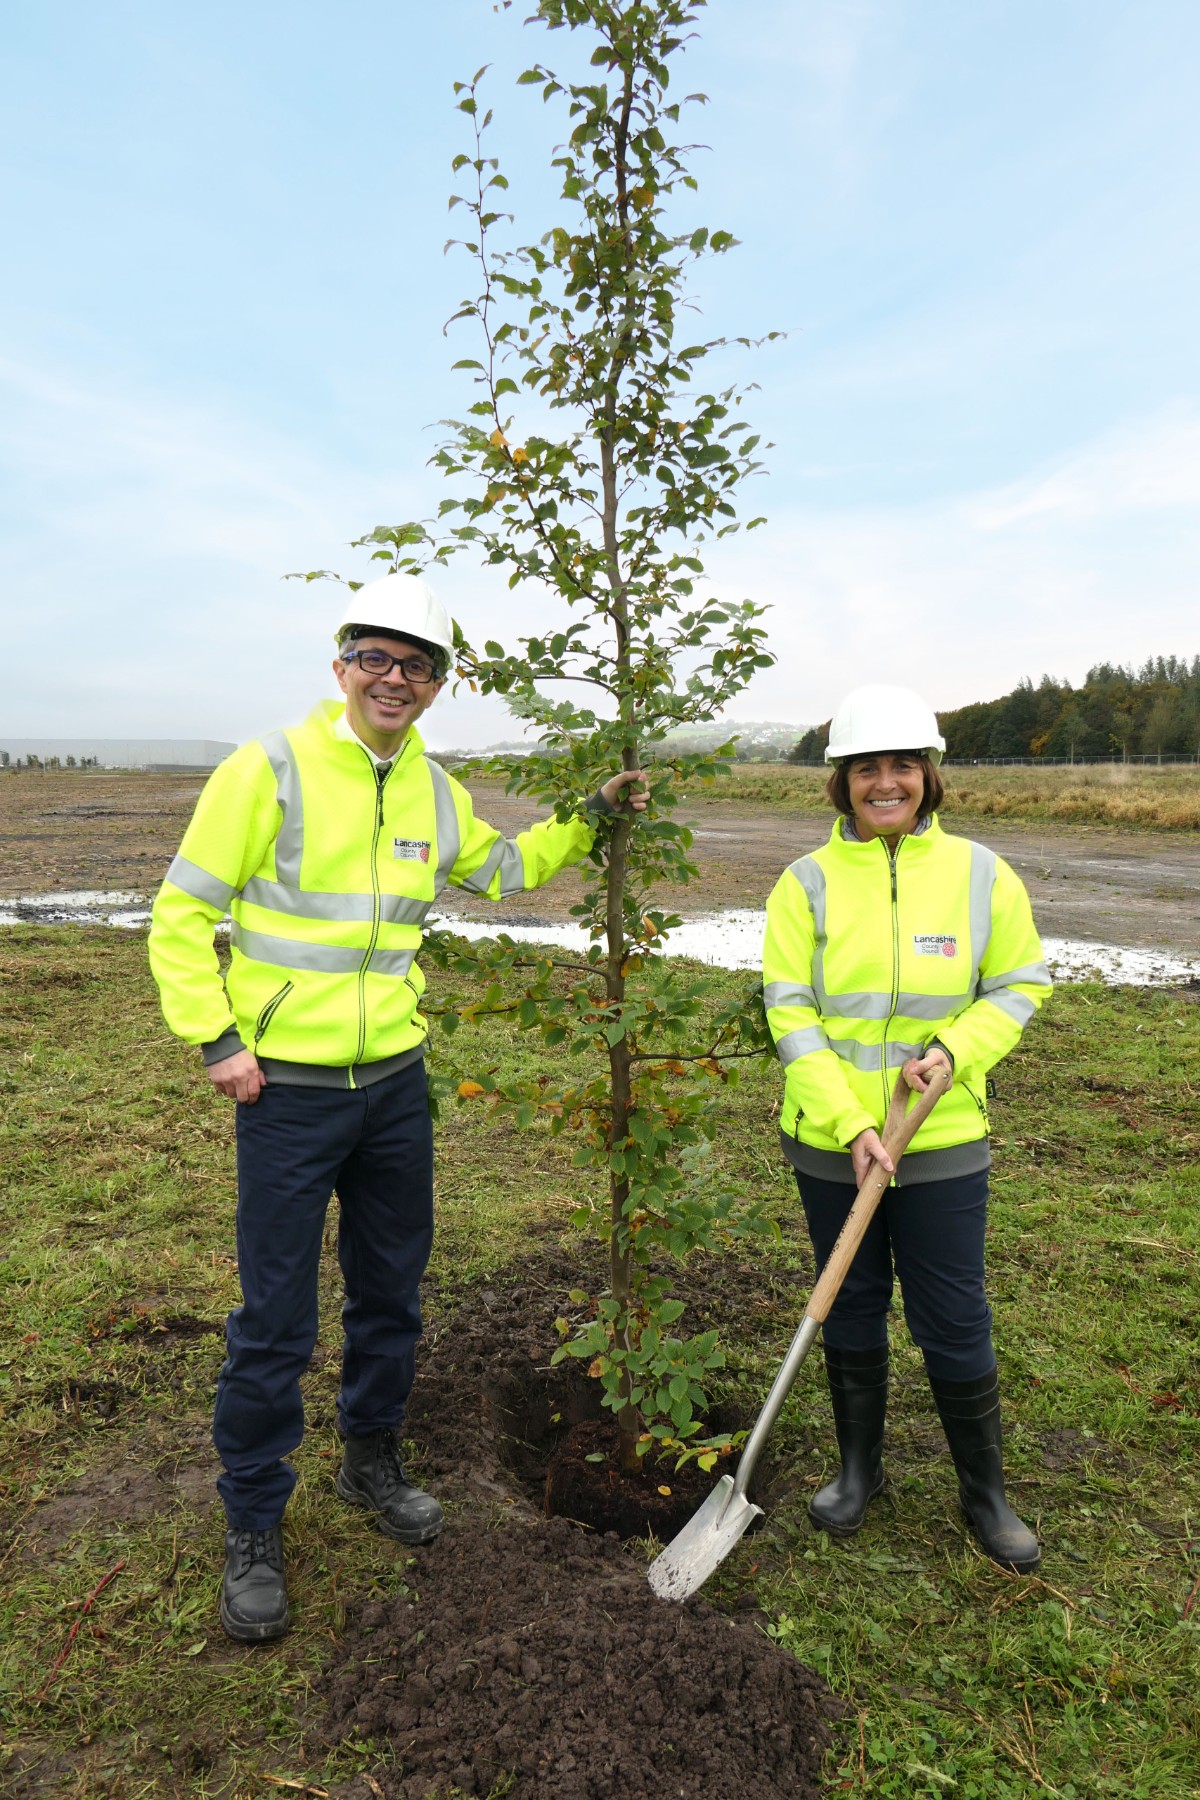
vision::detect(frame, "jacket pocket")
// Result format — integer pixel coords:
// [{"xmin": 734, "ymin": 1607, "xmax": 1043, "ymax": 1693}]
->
[
  {"xmin": 253, "ymin": 980, "xmax": 294, "ymax": 1048},
  {"xmin": 961, "ymin": 1077, "xmax": 990, "ymax": 1134}
]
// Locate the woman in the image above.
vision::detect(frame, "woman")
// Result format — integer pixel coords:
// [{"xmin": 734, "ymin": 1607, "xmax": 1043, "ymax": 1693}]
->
[{"xmin": 763, "ymin": 683, "xmax": 1051, "ymax": 1572}]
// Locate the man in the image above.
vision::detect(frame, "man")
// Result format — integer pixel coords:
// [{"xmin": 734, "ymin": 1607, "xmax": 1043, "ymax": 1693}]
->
[{"xmin": 149, "ymin": 572, "xmax": 645, "ymax": 1642}]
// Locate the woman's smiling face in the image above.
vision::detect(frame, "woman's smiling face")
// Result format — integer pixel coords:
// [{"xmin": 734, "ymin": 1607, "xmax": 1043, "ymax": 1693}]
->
[{"xmin": 846, "ymin": 751, "xmax": 926, "ymax": 845}]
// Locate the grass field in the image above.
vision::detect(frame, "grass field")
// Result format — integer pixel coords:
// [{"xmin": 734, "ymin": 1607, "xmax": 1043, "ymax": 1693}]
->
[
  {"xmin": 722, "ymin": 761, "xmax": 1200, "ymax": 831},
  {"xmin": 1, "ymin": 927, "xmax": 1198, "ymax": 1796}
]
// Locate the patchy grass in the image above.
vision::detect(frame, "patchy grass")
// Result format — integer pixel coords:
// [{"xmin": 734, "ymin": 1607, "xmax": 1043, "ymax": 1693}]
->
[
  {"xmin": 1, "ymin": 927, "xmax": 1198, "ymax": 1796},
  {"xmin": 719, "ymin": 760, "xmax": 1200, "ymax": 831}
]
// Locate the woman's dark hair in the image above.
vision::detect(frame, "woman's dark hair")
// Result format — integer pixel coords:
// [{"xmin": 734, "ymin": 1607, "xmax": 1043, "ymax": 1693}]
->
[{"xmin": 825, "ymin": 751, "xmax": 945, "ymax": 818}]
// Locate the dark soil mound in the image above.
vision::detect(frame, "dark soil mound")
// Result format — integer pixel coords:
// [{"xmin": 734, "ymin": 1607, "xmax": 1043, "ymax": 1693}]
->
[{"xmin": 321, "ymin": 1513, "xmax": 841, "ymax": 1800}]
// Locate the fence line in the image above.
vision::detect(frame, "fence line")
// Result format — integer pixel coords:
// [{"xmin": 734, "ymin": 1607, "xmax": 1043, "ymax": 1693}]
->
[{"xmin": 789, "ymin": 754, "xmax": 1199, "ymax": 768}]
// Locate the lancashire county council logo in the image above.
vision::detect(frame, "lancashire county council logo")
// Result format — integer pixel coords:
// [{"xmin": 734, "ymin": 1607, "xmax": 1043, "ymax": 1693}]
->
[
  {"xmin": 393, "ymin": 838, "xmax": 432, "ymax": 863},
  {"xmin": 913, "ymin": 933, "xmax": 958, "ymax": 958}
]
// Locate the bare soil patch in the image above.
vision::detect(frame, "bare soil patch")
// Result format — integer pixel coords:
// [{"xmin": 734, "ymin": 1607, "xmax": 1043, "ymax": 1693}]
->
[
  {"xmin": 318, "ymin": 1250, "xmax": 840, "ymax": 1800},
  {"xmin": 442, "ymin": 789, "xmax": 1200, "ymax": 959},
  {"xmin": 321, "ymin": 1515, "xmax": 840, "ymax": 1800},
  {"xmin": 2, "ymin": 769, "xmax": 1197, "ymax": 955}
]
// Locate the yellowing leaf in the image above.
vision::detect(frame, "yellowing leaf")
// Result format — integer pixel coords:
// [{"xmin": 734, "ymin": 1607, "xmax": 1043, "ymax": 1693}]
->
[
  {"xmin": 489, "ymin": 427, "xmax": 508, "ymax": 447},
  {"xmin": 512, "ymin": 446, "xmax": 529, "ymax": 464},
  {"xmin": 587, "ymin": 1357, "xmax": 605, "ymax": 1379},
  {"xmin": 457, "ymin": 1080, "xmax": 486, "ymax": 1099}
]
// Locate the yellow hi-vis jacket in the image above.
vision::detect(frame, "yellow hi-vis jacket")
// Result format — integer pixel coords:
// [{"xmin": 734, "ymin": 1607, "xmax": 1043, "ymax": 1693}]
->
[
  {"xmin": 763, "ymin": 816, "xmax": 1051, "ymax": 1175},
  {"xmin": 149, "ymin": 700, "xmax": 598, "ymax": 1086}
]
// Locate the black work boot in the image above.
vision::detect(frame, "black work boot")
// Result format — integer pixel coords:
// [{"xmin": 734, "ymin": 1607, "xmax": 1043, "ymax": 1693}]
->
[
  {"xmin": 336, "ymin": 1429, "xmax": 444, "ymax": 1544},
  {"xmin": 929, "ymin": 1368, "xmax": 1041, "ymax": 1573},
  {"xmin": 808, "ymin": 1345, "xmax": 888, "ymax": 1537},
  {"xmin": 219, "ymin": 1525, "xmax": 289, "ymax": 1642}
]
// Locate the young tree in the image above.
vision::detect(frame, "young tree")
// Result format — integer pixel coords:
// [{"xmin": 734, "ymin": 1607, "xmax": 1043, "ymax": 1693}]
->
[{"xmin": 338, "ymin": 0, "xmax": 778, "ymax": 1474}]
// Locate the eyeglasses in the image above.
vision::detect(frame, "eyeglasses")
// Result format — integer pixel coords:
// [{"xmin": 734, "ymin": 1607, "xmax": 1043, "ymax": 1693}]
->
[{"xmin": 342, "ymin": 648, "xmax": 441, "ymax": 685}]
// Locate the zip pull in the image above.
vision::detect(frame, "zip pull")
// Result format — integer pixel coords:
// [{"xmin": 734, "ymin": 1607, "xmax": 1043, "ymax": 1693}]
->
[{"xmin": 375, "ymin": 760, "xmax": 392, "ymax": 828}]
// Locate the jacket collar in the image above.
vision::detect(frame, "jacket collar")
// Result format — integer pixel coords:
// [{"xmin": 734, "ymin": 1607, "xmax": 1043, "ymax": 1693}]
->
[
  {"xmin": 833, "ymin": 812, "xmax": 943, "ymax": 854},
  {"xmin": 306, "ymin": 699, "xmax": 425, "ymax": 765}
]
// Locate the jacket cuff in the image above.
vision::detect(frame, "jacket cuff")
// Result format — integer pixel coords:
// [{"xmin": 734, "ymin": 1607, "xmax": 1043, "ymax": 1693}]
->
[
  {"xmin": 201, "ymin": 1028, "xmax": 245, "ymax": 1066},
  {"xmin": 927, "ymin": 1037, "xmax": 956, "ymax": 1070},
  {"xmin": 584, "ymin": 787, "xmax": 617, "ymax": 817}
]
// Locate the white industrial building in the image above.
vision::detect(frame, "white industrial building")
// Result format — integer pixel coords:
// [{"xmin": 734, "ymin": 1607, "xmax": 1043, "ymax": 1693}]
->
[{"xmin": 0, "ymin": 739, "xmax": 234, "ymax": 770}]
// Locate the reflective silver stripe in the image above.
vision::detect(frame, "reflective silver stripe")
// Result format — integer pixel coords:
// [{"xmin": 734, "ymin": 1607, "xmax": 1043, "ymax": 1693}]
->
[
  {"xmin": 232, "ymin": 925, "xmax": 368, "ymax": 974},
  {"xmin": 786, "ymin": 857, "xmax": 828, "ymax": 1010},
  {"xmin": 978, "ymin": 961, "xmax": 1050, "ymax": 993},
  {"xmin": 260, "ymin": 730, "xmax": 304, "ymax": 884},
  {"xmin": 494, "ymin": 839, "xmax": 527, "ymax": 896},
  {"xmin": 981, "ymin": 988, "xmax": 1036, "ymax": 1027},
  {"xmin": 968, "ymin": 842, "xmax": 996, "ymax": 988},
  {"xmin": 458, "ymin": 836, "xmax": 505, "ymax": 896},
  {"xmin": 368, "ymin": 945, "xmax": 418, "ymax": 978},
  {"xmin": 232, "ymin": 926, "xmax": 420, "ymax": 979},
  {"xmin": 828, "ymin": 1037, "xmax": 925, "ymax": 1072},
  {"xmin": 426, "ymin": 759, "xmax": 462, "ymax": 895},
  {"xmin": 166, "ymin": 854, "xmax": 235, "ymax": 911},
  {"xmin": 381, "ymin": 894, "xmax": 431, "ymax": 926},
  {"xmin": 819, "ymin": 989, "xmax": 973, "ymax": 1022},
  {"xmin": 763, "ymin": 980, "xmax": 818, "ymax": 1012},
  {"xmin": 239, "ymin": 876, "xmax": 429, "ymax": 927},
  {"xmin": 896, "ymin": 990, "xmax": 971, "ymax": 1020},
  {"xmin": 775, "ymin": 1025, "xmax": 830, "ymax": 1064}
]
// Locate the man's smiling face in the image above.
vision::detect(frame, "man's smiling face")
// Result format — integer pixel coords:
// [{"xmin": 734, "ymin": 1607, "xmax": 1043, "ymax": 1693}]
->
[{"xmin": 333, "ymin": 634, "xmax": 444, "ymax": 756}]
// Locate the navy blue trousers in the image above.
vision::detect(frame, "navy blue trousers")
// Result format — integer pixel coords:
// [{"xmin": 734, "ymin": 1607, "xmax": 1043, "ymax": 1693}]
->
[
  {"xmin": 796, "ymin": 1169, "xmax": 995, "ymax": 1383},
  {"xmin": 214, "ymin": 1060, "xmax": 434, "ymax": 1528}
]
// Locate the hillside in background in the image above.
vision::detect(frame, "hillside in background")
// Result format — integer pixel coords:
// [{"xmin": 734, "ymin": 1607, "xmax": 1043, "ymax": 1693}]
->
[
  {"xmin": 466, "ymin": 721, "xmax": 803, "ymax": 762},
  {"xmin": 789, "ymin": 657, "xmax": 1200, "ymax": 763}
]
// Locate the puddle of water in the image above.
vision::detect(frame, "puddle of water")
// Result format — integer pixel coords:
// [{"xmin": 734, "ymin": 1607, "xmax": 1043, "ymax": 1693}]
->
[
  {"xmin": 1039, "ymin": 937, "xmax": 1199, "ymax": 986},
  {"xmin": 0, "ymin": 889, "xmax": 153, "ymax": 928},
  {"xmin": 433, "ymin": 907, "xmax": 768, "ymax": 970},
  {"xmin": 434, "ymin": 911, "xmax": 1200, "ymax": 988},
  {"xmin": 3, "ymin": 891, "xmax": 1196, "ymax": 989}
]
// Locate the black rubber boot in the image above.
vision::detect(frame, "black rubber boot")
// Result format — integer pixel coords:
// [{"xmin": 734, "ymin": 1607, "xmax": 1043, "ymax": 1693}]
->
[
  {"xmin": 336, "ymin": 1429, "xmax": 444, "ymax": 1544},
  {"xmin": 808, "ymin": 1345, "xmax": 888, "ymax": 1537},
  {"xmin": 929, "ymin": 1369, "xmax": 1041, "ymax": 1573},
  {"xmin": 219, "ymin": 1525, "xmax": 289, "ymax": 1642}
]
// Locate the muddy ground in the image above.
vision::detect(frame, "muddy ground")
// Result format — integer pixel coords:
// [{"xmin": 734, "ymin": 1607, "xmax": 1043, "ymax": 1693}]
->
[
  {"xmin": 1, "ymin": 768, "xmax": 1197, "ymax": 955},
  {"xmin": 313, "ymin": 1251, "xmax": 842, "ymax": 1800},
  {"xmin": 7, "ymin": 1249, "xmax": 842, "ymax": 1800}
]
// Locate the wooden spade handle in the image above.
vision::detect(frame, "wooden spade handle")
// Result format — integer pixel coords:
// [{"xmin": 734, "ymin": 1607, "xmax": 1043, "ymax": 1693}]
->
[{"xmin": 805, "ymin": 1065, "xmax": 952, "ymax": 1326}]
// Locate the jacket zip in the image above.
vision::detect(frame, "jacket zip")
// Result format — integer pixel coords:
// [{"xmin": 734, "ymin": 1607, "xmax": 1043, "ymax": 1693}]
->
[
  {"xmin": 882, "ymin": 837, "xmax": 904, "ymax": 1117},
  {"xmin": 354, "ymin": 755, "xmax": 394, "ymax": 1068},
  {"xmin": 253, "ymin": 980, "xmax": 294, "ymax": 1048}
]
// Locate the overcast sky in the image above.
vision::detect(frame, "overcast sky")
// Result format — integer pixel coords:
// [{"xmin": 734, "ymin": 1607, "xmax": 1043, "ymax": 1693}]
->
[{"xmin": 3, "ymin": 0, "xmax": 1198, "ymax": 751}]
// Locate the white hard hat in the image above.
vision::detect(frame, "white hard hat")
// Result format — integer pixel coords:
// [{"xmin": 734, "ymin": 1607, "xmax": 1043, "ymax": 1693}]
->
[
  {"xmin": 334, "ymin": 573, "xmax": 455, "ymax": 665},
  {"xmin": 825, "ymin": 684, "xmax": 946, "ymax": 766}
]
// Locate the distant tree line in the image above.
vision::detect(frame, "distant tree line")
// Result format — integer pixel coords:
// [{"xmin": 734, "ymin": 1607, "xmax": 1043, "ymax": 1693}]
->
[{"xmin": 789, "ymin": 656, "xmax": 1200, "ymax": 764}]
